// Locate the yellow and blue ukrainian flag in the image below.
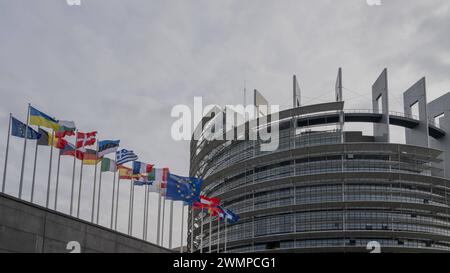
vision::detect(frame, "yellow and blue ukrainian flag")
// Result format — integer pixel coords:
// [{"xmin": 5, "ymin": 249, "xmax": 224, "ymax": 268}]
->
[{"xmin": 29, "ymin": 106, "xmax": 60, "ymax": 131}]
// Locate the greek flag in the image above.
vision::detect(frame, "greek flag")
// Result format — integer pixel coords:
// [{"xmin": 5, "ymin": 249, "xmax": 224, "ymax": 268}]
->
[{"xmin": 116, "ymin": 149, "xmax": 138, "ymax": 165}]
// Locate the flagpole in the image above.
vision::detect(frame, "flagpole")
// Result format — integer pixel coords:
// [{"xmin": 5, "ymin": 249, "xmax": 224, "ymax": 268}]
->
[
  {"xmin": 200, "ymin": 209, "xmax": 204, "ymax": 253},
  {"xmin": 169, "ymin": 200, "xmax": 174, "ymax": 249},
  {"xmin": 96, "ymin": 165, "xmax": 103, "ymax": 224},
  {"xmin": 2, "ymin": 113, "xmax": 12, "ymax": 193},
  {"xmin": 156, "ymin": 188, "xmax": 162, "ymax": 245},
  {"xmin": 30, "ymin": 126, "xmax": 39, "ymax": 203},
  {"xmin": 19, "ymin": 104, "xmax": 31, "ymax": 199},
  {"xmin": 145, "ymin": 185, "xmax": 151, "ymax": 241},
  {"xmin": 128, "ymin": 179, "xmax": 134, "ymax": 235},
  {"xmin": 54, "ymin": 153, "xmax": 61, "ymax": 210},
  {"xmin": 91, "ymin": 142, "xmax": 99, "ymax": 223},
  {"xmin": 110, "ymin": 169, "xmax": 116, "ymax": 229},
  {"xmin": 208, "ymin": 214, "xmax": 212, "ymax": 253},
  {"xmin": 70, "ymin": 130, "xmax": 78, "ymax": 216},
  {"xmin": 161, "ymin": 196, "xmax": 166, "ymax": 246},
  {"xmin": 142, "ymin": 183, "xmax": 148, "ymax": 240},
  {"xmin": 114, "ymin": 175, "xmax": 121, "ymax": 230},
  {"xmin": 76, "ymin": 160, "xmax": 84, "ymax": 218},
  {"xmin": 217, "ymin": 217, "xmax": 220, "ymax": 253},
  {"xmin": 224, "ymin": 218, "xmax": 227, "ymax": 253},
  {"xmin": 45, "ymin": 130, "xmax": 55, "ymax": 208},
  {"xmin": 180, "ymin": 204, "xmax": 184, "ymax": 253},
  {"xmin": 131, "ymin": 179, "xmax": 135, "ymax": 235},
  {"xmin": 190, "ymin": 207, "xmax": 194, "ymax": 253}
]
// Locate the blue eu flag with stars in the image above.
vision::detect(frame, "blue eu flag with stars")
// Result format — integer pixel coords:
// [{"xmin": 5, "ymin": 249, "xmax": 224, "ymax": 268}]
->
[
  {"xmin": 11, "ymin": 117, "xmax": 41, "ymax": 139},
  {"xmin": 166, "ymin": 173, "xmax": 202, "ymax": 205}
]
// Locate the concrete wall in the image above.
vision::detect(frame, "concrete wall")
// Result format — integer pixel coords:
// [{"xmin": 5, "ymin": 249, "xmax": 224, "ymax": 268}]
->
[
  {"xmin": 0, "ymin": 193, "xmax": 172, "ymax": 253},
  {"xmin": 428, "ymin": 92, "xmax": 450, "ymax": 179},
  {"xmin": 372, "ymin": 68, "xmax": 390, "ymax": 142},
  {"xmin": 403, "ymin": 77, "xmax": 429, "ymax": 148}
]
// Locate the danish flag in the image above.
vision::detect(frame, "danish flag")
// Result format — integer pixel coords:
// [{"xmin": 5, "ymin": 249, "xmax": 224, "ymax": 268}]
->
[
  {"xmin": 76, "ymin": 131, "xmax": 97, "ymax": 148},
  {"xmin": 193, "ymin": 195, "xmax": 220, "ymax": 209}
]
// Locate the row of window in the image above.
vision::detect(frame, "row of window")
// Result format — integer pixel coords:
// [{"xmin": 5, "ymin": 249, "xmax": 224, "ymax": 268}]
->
[
  {"xmin": 225, "ymin": 238, "xmax": 450, "ymax": 253},
  {"xmin": 197, "ymin": 130, "xmax": 343, "ymax": 178},
  {"xmin": 222, "ymin": 185, "xmax": 447, "ymax": 215},
  {"xmin": 195, "ymin": 210, "xmax": 450, "ymax": 245},
  {"xmin": 204, "ymin": 157, "xmax": 434, "ymax": 197}
]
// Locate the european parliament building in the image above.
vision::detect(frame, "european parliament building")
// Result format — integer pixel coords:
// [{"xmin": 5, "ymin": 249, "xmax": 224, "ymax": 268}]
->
[{"xmin": 188, "ymin": 68, "xmax": 450, "ymax": 253}]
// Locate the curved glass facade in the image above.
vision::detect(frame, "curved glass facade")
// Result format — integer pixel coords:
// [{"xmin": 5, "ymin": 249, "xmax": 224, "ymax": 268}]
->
[{"xmin": 188, "ymin": 106, "xmax": 450, "ymax": 253}]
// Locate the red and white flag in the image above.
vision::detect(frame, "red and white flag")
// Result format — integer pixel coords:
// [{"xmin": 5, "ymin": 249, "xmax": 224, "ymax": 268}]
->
[
  {"xmin": 193, "ymin": 195, "xmax": 220, "ymax": 209},
  {"xmin": 76, "ymin": 131, "xmax": 97, "ymax": 148}
]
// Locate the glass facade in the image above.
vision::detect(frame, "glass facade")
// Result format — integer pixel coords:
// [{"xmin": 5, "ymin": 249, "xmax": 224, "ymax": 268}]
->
[{"xmin": 189, "ymin": 113, "xmax": 450, "ymax": 253}]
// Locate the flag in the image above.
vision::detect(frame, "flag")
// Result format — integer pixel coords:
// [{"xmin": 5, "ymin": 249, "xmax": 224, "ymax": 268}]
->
[
  {"xmin": 37, "ymin": 128, "xmax": 68, "ymax": 148},
  {"xmin": 101, "ymin": 158, "xmax": 116, "ymax": 172},
  {"xmin": 134, "ymin": 175, "xmax": 165, "ymax": 194},
  {"xmin": 166, "ymin": 173, "xmax": 202, "ymax": 204},
  {"xmin": 76, "ymin": 131, "xmax": 97, "ymax": 148},
  {"xmin": 118, "ymin": 165, "xmax": 140, "ymax": 180},
  {"xmin": 133, "ymin": 180, "xmax": 148, "ymax": 186},
  {"xmin": 37, "ymin": 128, "xmax": 52, "ymax": 146},
  {"xmin": 218, "ymin": 206, "xmax": 239, "ymax": 224},
  {"xmin": 193, "ymin": 195, "xmax": 220, "ymax": 209},
  {"xmin": 55, "ymin": 137, "xmax": 69, "ymax": 149},
  {"xmin": 147, "ymin": 168, "xmax": 169, "ymax": 182},
  {"xmin": 11, "ymin": 117, "xmax": 41, "ymax": 139},
  {"xmin": 59, "ymin": 142, "xmax": 77, "ymax": 157},
  {"xmin": 148, "ymin": 180, "xmax": 164, "ymax": 193},
  {"xmin": 116, "ymin": 149, "xmax": 138, "ymax": 165},
  {"xmin": 98, "ymin": 140, "xmax": 120, "ymax": 157},
  {"xmin": 29, "ymin": 106, "xmax": 59, "ymax": 131},
  {"xmin": 132, "ymin": 161, "xmax": 154, "ymax": 175},
  {"xmin": 59, "ymin": 142, "xmax": 85, "ymax": 160},
  {"xmin": 80, "ymin": 148, "xmax": 102, "ymax": 165},
  {"xmin": 55, "ymin": 120, "xmax": 76, "ymax": 138},
  {"xmin": 207, "ymin": 206, "xmax": 222, "ymax": 216}
]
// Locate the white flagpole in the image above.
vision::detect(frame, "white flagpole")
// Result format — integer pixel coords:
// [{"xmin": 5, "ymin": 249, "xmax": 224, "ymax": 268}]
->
[
  {"xmin": 128, "ymin": 179, "xmax": 134, "ymax": 235},
  {"xmin": 91, "ymin": 142, "xmax": 99, "ymax": 222},
  {"xmin": 200, "ymin": 209, "xmax": 204, "ymax": 253},
  {"xmin": 208, "ymin": 214, "xmax": 212, "ymax": 253},
  {"xmin": 76, "ymin": 160, "xmax": 84, "ymax": 218},
  {"xmin": 131, "ymin": 179, "xmax": 135, "ymax": 235},
  {"xmin": 54, "ymin": 152, "xmax": 61, "ymax": 210},
  {"xmin": 2, "ymin": 113, "xmax": 12, "ymax": 193},
  {"xmin": 145, "ymin": 184, "xmax": 151, "ymax": 241},
  {"xmin": 156, "ymin": 188, "xmax": 162, "ymax": 245},
  {"xmin": 217, "ymin": 217, "xmax": 220, "ymax": 253},
  {"xmin": 142, "ymin": 183, "xmax": 148, "ymax": 240},
  {"xmin": 96, "ymin": 165, "xmax": 103, "ymax": 224},
  {"xmin": 180, "ymin": 204, "xmax": 184, "ymax": 253},
  {"xmin": 45, "ymin": 130, "xmax": 55, "ymax": 208},
  {"xmin": 70, "ymin": 130, "xmax": 78, "ymax": 216},
  {"xmin": 19, "ymin": 104, "xmax": 31, "ymax": 199},
  {"xmin": 114, "ymin": 175, "xmax": 121, "ymax": 230},
  {"xmin": 128, "ymin": 179, "xmax": 132, "ymax": 234},
  {"xmin": 30, "ymin": 126, "xmax": 39, "ymax": 203},
  {"xmin": 161, "ymin": 196, "xmax": 166, "ymax": 246},
  {"xmin": 190, "ymin": 207, "xmax": 194, "ymax": 253},
  {"xmin": 169, "ymin": 200, "xmax": 174, "ymax": 249},
  {"xmin": 110, "ymin": 169, "xmax": 116, "ymax": 229},
  {"xmin": 224, "ymin": 218, "xmax": 228, "ymax": 253}
]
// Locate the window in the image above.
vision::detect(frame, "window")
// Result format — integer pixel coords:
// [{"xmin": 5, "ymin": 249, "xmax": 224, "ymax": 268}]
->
[
  {"xmin": 376, "ymin": 94, "xmax": 383, "ymax": 114},
  {"xmin": 410, "ymin": 101, "xmax": 419, "ymax": 119},
  {"xmin": 434, "ymin": 113, "xmax": 445, "ymax": 128}
]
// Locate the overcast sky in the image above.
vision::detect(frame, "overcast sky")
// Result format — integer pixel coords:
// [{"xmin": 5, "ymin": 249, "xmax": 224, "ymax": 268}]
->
[{"xmin": 0, "ymin": 0, "xmax": 449, "ymax": 250}]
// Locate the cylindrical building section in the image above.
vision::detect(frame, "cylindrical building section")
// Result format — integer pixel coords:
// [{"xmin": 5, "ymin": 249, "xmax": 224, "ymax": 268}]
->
[{"xmin": 188, "ymin": 102, "xmax": 450, "ymax": 253}]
